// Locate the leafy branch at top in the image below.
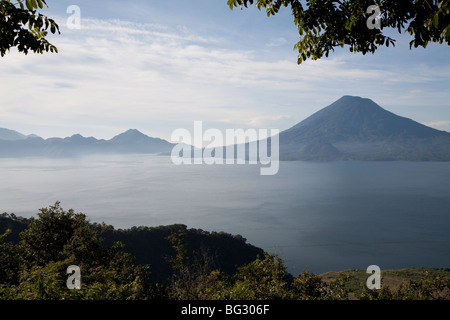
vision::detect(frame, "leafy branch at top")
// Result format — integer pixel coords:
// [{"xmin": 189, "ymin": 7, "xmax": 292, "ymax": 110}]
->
[
  {"xmin": 227, "ymin": 0, "xmax": 450, "ymax": 63},
  {"xmin": 0, "ymin": 0, "xmax": 60, "ymax": 57}
]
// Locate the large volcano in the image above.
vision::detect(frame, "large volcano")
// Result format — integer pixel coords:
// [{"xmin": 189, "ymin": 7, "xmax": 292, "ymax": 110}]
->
[{"xmin": 278, "ymin": 96, "xmax": 450, "ymax": 161}]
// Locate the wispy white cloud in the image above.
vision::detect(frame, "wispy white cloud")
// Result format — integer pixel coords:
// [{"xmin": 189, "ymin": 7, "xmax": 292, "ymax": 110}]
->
[
  {"xmin": 246, "ymin": 114, "xmax": 293, "ymax": 128},
  {"xmin": 267, "ymin": 37, "xmax": 288, "ymax": 47},
  {"xmin": 0, "ymin": 16, "xmax": 449, "ymax": 140}
]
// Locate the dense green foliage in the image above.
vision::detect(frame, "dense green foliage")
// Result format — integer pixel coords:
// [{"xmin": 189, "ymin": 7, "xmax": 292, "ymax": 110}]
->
[
  {"xmin": 99, "ymin": 223, "xmax": 264, "ymax": 284},
  {"xmin": 0, "ymin": 0, "xmax": 59, "ymax": 56},
  {"xmin": 228, "ymin": 0, "xmax": 450, "ymax": 63},
  {"xmin": 0, "ymin": 203, "xmax": 146, "ymax": 299},
  {"xmin": 1, "ymin": 203, "xmax": 450, "ymax": 300}
]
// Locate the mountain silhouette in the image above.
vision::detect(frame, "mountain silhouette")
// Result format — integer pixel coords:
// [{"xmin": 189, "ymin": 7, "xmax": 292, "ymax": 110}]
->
[
  {"xmin": 0, "ymin": 128, "xmax": 38, "ymax": 141},
  {"xmin": 109, "ymin": 129, "xmax": 172, "ymax": 153},
  {"xmin": 1, "ymin": 96, "xmax": 449, "ymax": 161},
  {"xmin": 279, "ymin": 95, "xmax": 450, "ymax": 160},
  {"xmin": 0, "ymin": 129, "xmax": 174, "ymax": 157}
]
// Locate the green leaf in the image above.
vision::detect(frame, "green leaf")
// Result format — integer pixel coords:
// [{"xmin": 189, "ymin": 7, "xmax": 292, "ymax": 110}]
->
[
  {"xmin": 25, "ymin": 0, "xmax": 33, "ymax": 11},
  {"xmin": 433, "ymin": 14, "xmax": 439, "ymax": 29}
]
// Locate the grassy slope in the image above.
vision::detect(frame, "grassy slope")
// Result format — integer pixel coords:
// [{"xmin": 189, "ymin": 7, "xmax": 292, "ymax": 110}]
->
[{"xmin": 320, "ymin": 267, "xmax": 450, "ymax": 298}]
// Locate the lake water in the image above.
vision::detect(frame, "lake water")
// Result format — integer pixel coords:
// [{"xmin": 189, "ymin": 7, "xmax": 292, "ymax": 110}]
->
[{"xmin": 1, "ymin": 155, "xmax": 450, "ymax": 275}]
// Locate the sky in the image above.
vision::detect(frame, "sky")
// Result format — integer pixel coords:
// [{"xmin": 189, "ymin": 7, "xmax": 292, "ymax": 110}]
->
[{"xmin": 1, "ymin": 0, "xmax": 449, "ymax": 143}]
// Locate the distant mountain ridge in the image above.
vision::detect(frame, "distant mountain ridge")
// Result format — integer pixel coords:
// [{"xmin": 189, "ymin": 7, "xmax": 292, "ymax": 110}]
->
[
  {"xmin": 0, "ymin": 128, "xmax": 38, "ymax": 141},
  {"xmin": 0, "ymin": 128, "xmax": 174, "ymax": 157},
  {"xmin": 2, "ymin": 96, "xmax": 450, "ymax": 160}
]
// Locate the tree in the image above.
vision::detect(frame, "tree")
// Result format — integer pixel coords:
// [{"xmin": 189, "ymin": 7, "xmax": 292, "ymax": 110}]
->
[
  {"xmin": 230, "ymin": 253, "xmax": 292, "ymax": 299},
  {"xmin": 1, "ymin": 202, "xmax": 148, "ymax": 300},
  {"xmin": 227, "ymin": 0, "xmax": 450, "ymax": 63},
  {"xmin": 292, "ymin": 270, "xmax": 350, "ymax": 300},
  {"xmin": 0, "ymin": 0, "xmax": 59, "ymax": 57},
  {"xmin": 0, "ymin": 229, "xmax": 22, "ymax": 286},
  {"xmin": 167, "ymin": 227, "xmax": 218, "ymax": 299}
]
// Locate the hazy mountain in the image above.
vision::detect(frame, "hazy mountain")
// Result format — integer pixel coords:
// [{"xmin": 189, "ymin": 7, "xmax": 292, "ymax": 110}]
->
[
  {"xmin": 2, "ymin": 96, "xmax": 449, "ymax": 161},
  {"xmin": 109, "ymin": 129, "xmax": 174, "ymax": 153},
  {"xmin": 0, "ymin": 128, "xmax": 39, "ymax": 141},
  {"xmin": 0, "ymin": 129, "xmax": 174, "ymax": 158},
  {"xmin": 278, "ymin": 95, "xmax": 450, "ymax": 161}
]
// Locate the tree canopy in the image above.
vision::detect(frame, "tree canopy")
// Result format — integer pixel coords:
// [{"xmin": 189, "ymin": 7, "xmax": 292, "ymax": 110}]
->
[
  {"xmin": 1, "ymin": 203, "xmax": 450, "ymax": 300},
  {"xmin": 227, "ymin": 0, "xmax": 450, "ymax": 63},
  {"xmin": 0, "ymin": 0, "xmax": 59, "ymax": 57},
  {"xmin": 0, "ymin": 202, "xmax": 147, "ymax": 299}
]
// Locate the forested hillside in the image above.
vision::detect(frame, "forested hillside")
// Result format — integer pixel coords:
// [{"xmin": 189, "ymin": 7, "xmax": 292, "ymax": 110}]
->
[
  {"xmin": 1, "ymin": 203, "xmax": 449, "ymax": 300},
  {"xmin": 0, "ymin": 208, "xmax": 263, "ymax": 284}
]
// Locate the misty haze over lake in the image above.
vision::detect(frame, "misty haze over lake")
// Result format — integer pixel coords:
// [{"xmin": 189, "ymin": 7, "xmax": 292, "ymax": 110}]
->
[{"xmin": 1, "ymin": 154, "xmax": 450, "ymax": 275}]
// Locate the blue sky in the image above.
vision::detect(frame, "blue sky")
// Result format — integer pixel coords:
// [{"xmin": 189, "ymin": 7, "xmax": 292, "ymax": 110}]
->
[{"xmin": 0, "ymin": 0, "xmax": 449, "ymax": 142}]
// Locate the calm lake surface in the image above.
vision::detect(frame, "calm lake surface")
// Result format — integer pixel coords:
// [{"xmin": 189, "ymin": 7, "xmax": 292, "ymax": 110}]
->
[{"xmin": 1, "ymin": 155, "xmax": 450, "ymax": 275}]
